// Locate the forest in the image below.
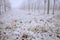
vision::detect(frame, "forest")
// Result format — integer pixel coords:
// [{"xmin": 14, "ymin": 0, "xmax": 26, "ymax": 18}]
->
[
  {"xmin": 0, "ymin": 0, "xmax": 60, "ymax": 15},
  {"xmin": 0, "ymin": 0, "xmax": 60, "ymax": 40}
]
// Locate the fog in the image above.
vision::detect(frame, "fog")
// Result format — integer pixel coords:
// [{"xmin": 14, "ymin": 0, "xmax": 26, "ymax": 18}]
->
[{"xmin": 9, "ymin": 0, "xmax": 26, "ymax": 8}]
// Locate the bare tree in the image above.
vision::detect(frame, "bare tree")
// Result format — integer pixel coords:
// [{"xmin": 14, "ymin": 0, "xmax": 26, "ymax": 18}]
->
[
  {"xmin": 53, "ymin": 0, "xmax": 55, "ymax": 14},
  {"xmin": 0, "ymin": 0, "xmax": 11, "ymax": 15},
  {"xmin": 44, "ymin": 0, "xmax": 46, "ymax": 14},
  {"xmin": 53, "ymin": 0, "xmax": 55, "ymax": 15},
  {"xmin": 5, "ymin": 0, "xmax": 11, "ymax": 11},
  {"xmin": 0, "ymin": 0, "xmax": 3, "ymax": 15},
  {"xmin": 47, "ymin": 0, "xmax": 50, "ymax": 14}
]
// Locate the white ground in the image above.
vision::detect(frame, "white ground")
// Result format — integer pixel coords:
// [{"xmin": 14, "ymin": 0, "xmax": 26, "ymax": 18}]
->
[{"xmin": 0, "ymin": 9, "xmax": 60, "ymax": 40}]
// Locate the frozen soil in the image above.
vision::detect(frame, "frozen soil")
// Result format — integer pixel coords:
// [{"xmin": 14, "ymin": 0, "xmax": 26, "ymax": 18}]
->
[{"xmin": 0, "ymin": 9, "xmax": 60, "ymax": 40}]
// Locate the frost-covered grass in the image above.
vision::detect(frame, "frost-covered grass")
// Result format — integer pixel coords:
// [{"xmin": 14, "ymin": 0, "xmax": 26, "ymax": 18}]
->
[{"xmin": 0, "ymin": 9, "xmax": 60, "ymax": 40}]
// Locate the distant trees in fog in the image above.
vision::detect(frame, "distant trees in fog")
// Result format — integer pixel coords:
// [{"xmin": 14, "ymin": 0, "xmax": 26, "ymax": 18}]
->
[
  {"xmin": 44, "ymin": 0, "xmax": 60, "ymax": 14},
  {"xmin": 0, "ymin": 0, "xmax": 11, "ymax": 15},
  {"xmin": 19, "ymin": 0, "xmax": 60, "ymax": 15}
]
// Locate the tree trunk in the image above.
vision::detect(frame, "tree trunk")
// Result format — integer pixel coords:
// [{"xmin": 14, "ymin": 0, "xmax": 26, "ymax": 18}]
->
[
  {"xmin": 44, "ymin": 0, "xmax": 46, "ymax": 14},
  {"xmin": 47, "ymin": 0, "xmax": 50, "ymax": 14},
  {"xmin": 53, "ymin": 0, "xmax": 55, "ymax": 15}
]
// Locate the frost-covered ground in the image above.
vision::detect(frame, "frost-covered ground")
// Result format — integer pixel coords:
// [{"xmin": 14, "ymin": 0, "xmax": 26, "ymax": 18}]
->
[{"xmin": 0, "ymin": 9, "xmax": 60, "ymax": 40}]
